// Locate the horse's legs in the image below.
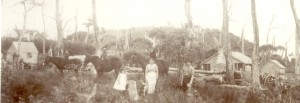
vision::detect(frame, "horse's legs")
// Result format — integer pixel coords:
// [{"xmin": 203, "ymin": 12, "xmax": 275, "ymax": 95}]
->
[
  {"xmin": 74, "ymin": 67, "xmax": 79, "ymax": 76},
  {"xmin": 74, "ymin": 64, "xmax": 81, "ymax": 76},
  {"xmin": 59, "ymin": 69, "xmax": 64, "ymax": 76},
  {"xmin": 96, "ymin": 71, "xmax": 103, "ymax": 77}
]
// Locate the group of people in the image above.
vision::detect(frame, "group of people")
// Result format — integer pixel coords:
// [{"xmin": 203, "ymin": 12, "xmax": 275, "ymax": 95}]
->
[
  {"xmin": 112, "ymin": 48, "xmax": 195, "ymax": 97},
  {"xmin": 113, "ymin": 58, "xmax": 159, "ymax": 95}
]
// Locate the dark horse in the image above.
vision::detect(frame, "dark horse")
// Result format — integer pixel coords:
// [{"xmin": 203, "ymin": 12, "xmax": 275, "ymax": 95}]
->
[
  {"xmin": 129, "ymin": 53, "xmax": 169, "ymax": 76},
  {"xmin": 44, "ymin": 56, "xmax": 83, "ymax": 75},
  {"xmin": 83, "ymin": 54, "xmax": 122, "ymax": 77}
]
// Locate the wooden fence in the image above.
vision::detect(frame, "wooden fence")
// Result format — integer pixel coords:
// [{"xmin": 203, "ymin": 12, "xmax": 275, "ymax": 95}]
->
[{"xmin": 128, "ymin": 67, "xmax": 226, "ymax": 77}]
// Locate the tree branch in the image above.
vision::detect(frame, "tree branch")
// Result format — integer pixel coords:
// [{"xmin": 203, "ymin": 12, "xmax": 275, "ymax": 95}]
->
[
  {"xmin": 290, "ymin": 0, "xmax": 299, "ymax": 23},
  {"xmin": 62, "ymin": 17, "xmax": 75, "ymax": 31},
  {"xmin": 8, "ymin": 0, "xmax": 27, "ymax": 8},
  {"xmin": 25, "ymin": 5, "xmax": 35, "ymax": 12},
  {"xmin": 144, "ymin": 32, "xmax": 156, "ymax": 47},
  {"xmin": 228, "ymin": 0, "xmax": 234, "ymax": 18},
  {"xmin": 45, "ymin": 15, "xmax": 56, "ymax": 21}
]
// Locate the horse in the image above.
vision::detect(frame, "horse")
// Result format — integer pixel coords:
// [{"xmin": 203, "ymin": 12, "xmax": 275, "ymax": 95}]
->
[
  {"xmin": 44, "ymin": 56, "xmax": 83, "ymax": 75},
  {"xmin": 82, "ymin": 54, "xmax": 122, "ymax": 77},
  {"xmin": 129, "ymin": 53, "xmax": 169, "ymax": 76}
]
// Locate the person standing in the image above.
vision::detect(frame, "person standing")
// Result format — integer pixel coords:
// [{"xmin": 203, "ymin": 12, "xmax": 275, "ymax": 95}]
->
[
  {"xmin": 180, "ymin": 61, "xmax": 195, "ymax": 96},
  {"xmin": 145, "ymin": 59, "xmax": 159, "ymax": 94},
  {"xmin": 13, "ymin": 52, "xmax": 19, "ymax": 69},
  {"xmin": 113, "ymin": 67, "xmax": 128, "ymax": 94}
]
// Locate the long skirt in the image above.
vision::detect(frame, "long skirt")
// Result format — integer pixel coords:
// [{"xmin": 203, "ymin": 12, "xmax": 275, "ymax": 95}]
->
[
  {"xmin": 182, "ymin": 75, "xmax": 192, "ymax": 92},
  {"xmin": 146, "ymin": 72, "xmax": 157, "ymax": 94},
  {"xmin": 113, "ymin": 74, "xmax": 127, "ymax": 91}
]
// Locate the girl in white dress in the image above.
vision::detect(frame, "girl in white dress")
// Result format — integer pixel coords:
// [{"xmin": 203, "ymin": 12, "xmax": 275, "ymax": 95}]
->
[
  {"xmin": 113, "ymin": 67, "xmax": 128, "ymax": 92},
  {"xmin": 145, "ymin": 59, "xmax": 159, "ymax": 94}
]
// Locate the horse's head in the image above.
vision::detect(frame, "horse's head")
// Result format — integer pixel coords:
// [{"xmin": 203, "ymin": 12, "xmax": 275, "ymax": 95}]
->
[
  {"xmin": 129, "ymin": 53, "xmax": 146, "ymax": 66},
  {"xmin": 129, "ymin": 54, "xmax": 138, "ymax": 65},
  {"xmin": 83, "ymin": 54, "xmax": 93, "ymax": 66},
  {"xmin": 43, "ymin": 56, "xmax": 55, "ymax": 68},
  {"xmin": 44, "ymin": 56, "xmax": 51, "ymax": 66}
]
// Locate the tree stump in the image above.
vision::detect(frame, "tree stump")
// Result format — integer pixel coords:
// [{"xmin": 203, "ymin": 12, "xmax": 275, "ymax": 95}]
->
[{"xmin": 128, "ymin": 80, "xmax": 139, "ymax": 101}]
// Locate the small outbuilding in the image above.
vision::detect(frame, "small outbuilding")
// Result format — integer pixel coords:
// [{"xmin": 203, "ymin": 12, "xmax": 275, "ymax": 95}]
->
[
  {"xmin": 201, "ymin": 51, "xmax": 252, "ymax": 72},
  {"xmin": 6, "ymin": 42, "xmax": 39, "ymax": 64},
  {"xmin": 261, "ymin": 60, "xmax": 286, "ymax": 76}
]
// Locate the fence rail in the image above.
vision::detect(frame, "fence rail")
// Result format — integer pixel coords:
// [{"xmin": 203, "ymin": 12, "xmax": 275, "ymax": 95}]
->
[{"xmin": 128, "ymin": 67, "xmax": 225, "ymax": 77}]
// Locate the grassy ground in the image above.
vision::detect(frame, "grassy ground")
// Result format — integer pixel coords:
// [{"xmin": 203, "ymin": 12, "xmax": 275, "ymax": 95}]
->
[
  {"xmin": 2, "ymin": 66, "xmax": 300, "ymax": 103},
  {"xmin": 1, "ymin": 66, "xmax": 202, "ymax": 103}
]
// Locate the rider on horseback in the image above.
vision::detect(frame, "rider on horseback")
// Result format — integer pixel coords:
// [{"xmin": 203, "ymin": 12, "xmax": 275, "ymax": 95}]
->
[
  {"xmin": 64, "ymin": 50, "xmax": 70, "ymax": 60},
  {"xmin": 101, "ymin": 47, "xmax": 107, "ymax": 60}
]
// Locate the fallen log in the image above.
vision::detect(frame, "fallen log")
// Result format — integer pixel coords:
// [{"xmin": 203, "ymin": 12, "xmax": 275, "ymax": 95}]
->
[{"xmin": 203, "ymin": 75, "xmax": 226, "ymax": 84}]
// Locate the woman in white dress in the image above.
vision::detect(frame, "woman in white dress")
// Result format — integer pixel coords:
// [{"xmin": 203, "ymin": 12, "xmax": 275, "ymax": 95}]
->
[
  {"xmin": 145, "ymin": 59, "xmax": 159, "ymax": 94},
  {"xmin": 113, "ymin": 67, "xmax": 128, "ymax": 92}
]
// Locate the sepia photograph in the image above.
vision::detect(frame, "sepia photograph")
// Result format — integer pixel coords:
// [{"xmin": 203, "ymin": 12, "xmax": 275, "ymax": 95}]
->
[{"xmin": 1, "ymin": 0, "xmax": 300, "ymax": 102}]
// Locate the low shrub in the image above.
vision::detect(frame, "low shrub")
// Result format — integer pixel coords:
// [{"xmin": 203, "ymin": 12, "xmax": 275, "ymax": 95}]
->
[
  {"xmin": 1, "ymin": 67, "xmax": 59, "ymax": 103},
  {"xmin": 193, "ymin": 78, "xmax": 300, "ymax": 103}
]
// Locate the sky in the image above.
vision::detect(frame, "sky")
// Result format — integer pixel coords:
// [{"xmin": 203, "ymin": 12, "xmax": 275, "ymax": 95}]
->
[{"xmin": 1, "ymin": 0, "xmax": 300, "ymax": 55}]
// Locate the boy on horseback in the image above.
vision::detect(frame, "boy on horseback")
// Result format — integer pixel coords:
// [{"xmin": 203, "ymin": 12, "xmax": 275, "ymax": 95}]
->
[
  {"xmin": 64, "ymin": 50, "xmax": 70, "ymax": 60},
  {"xmin": 101, "ymin": 48, "xmax": 107, "ymax": 60}
]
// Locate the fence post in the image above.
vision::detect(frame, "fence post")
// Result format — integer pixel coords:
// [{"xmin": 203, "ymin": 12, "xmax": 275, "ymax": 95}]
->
[{"xmin": 128, "ymin": 80, "xmax": 139, "ymax": 101}]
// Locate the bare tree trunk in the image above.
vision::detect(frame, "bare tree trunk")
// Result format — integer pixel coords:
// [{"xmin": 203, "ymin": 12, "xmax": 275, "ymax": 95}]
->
[
  {"xmin": 92, "ymin": 0, "xmax": 100, "ymax": 56},
  {"xmin": 272, "ymin": 35, "xmax": 276, "ymax": 47},
  {"xmin": 42, "ymin": 6, "xmax": 46, "ymax": 54},
  {"xmin": 266, "ymin": 15, "xmax": 275, "ymax": 44},
  {"xmin": 74, "ymin": 10, "xmax": 78, "ymax": 42},
  {"xmin": 285, "ymin": 42, "xmax": 289, "ymax": 65},
  {"xmin": 251, "ymin": 0, "xmax": 260, "ymax": 86},
  {"xmin": 184, "ymin": 0, "xmax": 193, "ymax": 28},
  {"xmin": 55, "ymin": 0, "xmax": 63, "ymax": 57},
  {"xmin": 125, "ymin": 30, "xmax": 130, "ymax": 50},
  {"xmin": 17, "ymin": 1, "xmax": 28, "ymax": 69},
  {"xmin": 222, "ymin": 0, "xmax": 235, "ymax": 84},
  {"xmin": 84, "ymin": 27, "xmax": 90, "ymax": 43},
  {"xmin": 23, "ymin": 3, "xmax": 27, "ymax": 31},
  {"xmin": 178, "ymin": 0, "xmax": 193, "ymax": 78},
  {"xmin": 281, "ymin": 48, "xmax": 284, "ymax": 59},
  {"xmin": 241, "ymin": 23, "xmax": 247, "ymax": 54},
  {"xmin": 290, "ymin": 0, "xmax": 300, "ymax": 74}
]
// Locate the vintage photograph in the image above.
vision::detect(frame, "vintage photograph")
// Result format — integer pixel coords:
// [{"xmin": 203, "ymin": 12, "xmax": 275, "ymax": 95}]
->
[{"xmin": 1, "ymin": 0, "xmax": 300, "ymax": 102}]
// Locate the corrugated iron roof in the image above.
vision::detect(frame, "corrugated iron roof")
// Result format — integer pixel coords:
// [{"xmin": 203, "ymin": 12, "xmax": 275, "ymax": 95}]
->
[
  {"xmin": 202, "ymin": 51, "xmax": 252, "ymax": 64},
  {"xmin": 231, "ymin": 52, "xmax": 252, "ymax": 64},
  {"xmin": 270, "ymin": 60, "xmax": 286, "ymax": 69},
  {"xmin": 11, "ymin": 42, "xmax": 39, "ymax": 53}
]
